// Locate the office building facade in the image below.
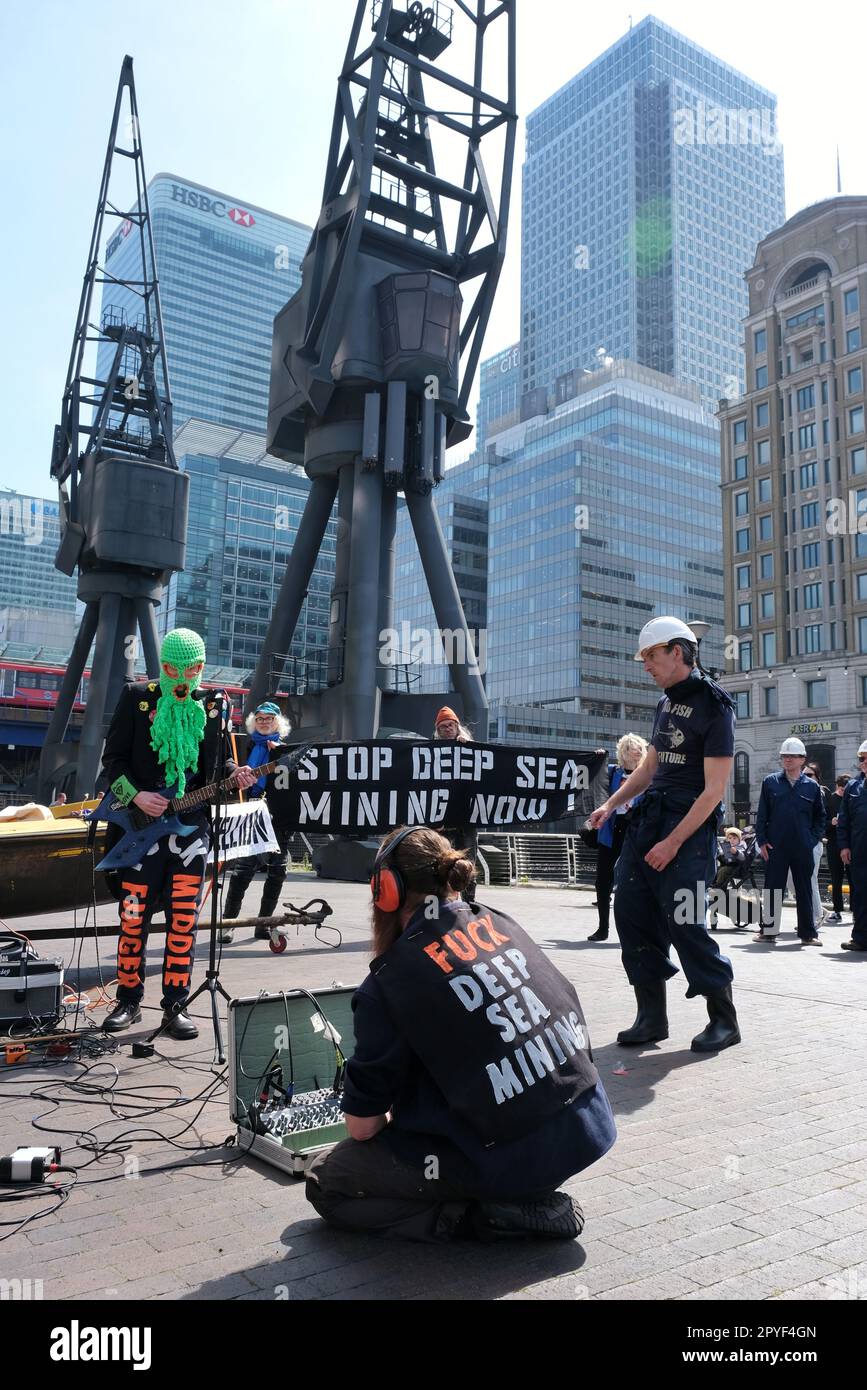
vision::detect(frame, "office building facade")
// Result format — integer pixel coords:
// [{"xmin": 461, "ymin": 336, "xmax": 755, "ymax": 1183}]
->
[
  {"xmin": 98, "ymin": 173, "xmax": 311, "ymax": 436},
  {"xmin": 522, "ymin": 15, "xmax": 786, "ymax": 413},
  {"xmin": 720, "ymin": 196, "xmax": 867, "ymax": 812},
  {"xmin": 0, "ymin": 492, "xmax": 77, "ymax": 654},
  {"xmin": 162, "ymin": 420, "xmax": 336, "ymax": 682}
]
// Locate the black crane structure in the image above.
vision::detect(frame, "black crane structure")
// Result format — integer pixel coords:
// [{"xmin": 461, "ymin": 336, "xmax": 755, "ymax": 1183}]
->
[
  {"xmin": 37, "ymin": 57, "xmax": 186, "ymax": 803},
  {"xmin": 248, "ymin": 0, "xmax": 517, "ymax": 740}
]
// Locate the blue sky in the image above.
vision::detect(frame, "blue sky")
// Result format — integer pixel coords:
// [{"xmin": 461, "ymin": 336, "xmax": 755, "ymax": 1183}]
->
[{"xmin": 2, "ymin": 0, "xmax": 865, "ymax": 499}]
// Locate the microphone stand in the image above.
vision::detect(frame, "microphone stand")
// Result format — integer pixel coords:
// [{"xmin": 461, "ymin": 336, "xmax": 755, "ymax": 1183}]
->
[{"xmin": 147, "ymin": 719, "xmax": 233, "ymax": 1063}]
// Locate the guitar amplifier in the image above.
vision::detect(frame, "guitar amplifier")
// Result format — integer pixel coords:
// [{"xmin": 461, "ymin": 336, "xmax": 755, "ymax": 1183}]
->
[
  {"xmin": 0, "ymin": 938, "xmax": 64, "ymax": 1028},
  {"xmin": 227, "ymin": 986, "xmax": 356, "ymax": 1176}
]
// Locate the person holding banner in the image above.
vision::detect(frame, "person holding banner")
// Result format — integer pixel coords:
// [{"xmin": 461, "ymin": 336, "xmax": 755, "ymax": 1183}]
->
[
  {"xmin": 219, "ymin": 701, "xmax": 293, "ymax": 943},
  {"xmin": 433, "ymin": 706, "xmax": 478, "ymax": 900},
  {"xmin": 305, "ymin": 825, "xmax": 616, "ymax": 1243},
  {"xmin": 588, "ymin": 733, "xmax": 647, "ymax": 942}
]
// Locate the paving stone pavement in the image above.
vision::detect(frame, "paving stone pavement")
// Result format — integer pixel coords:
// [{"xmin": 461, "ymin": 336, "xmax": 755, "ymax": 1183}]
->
[{"xmin": 2, "ymin": 874, "xmax": 866, "ymax": 1301}]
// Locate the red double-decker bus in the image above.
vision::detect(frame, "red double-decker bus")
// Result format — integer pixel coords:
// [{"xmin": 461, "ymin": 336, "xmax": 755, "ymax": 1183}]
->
[{"xmin": 0, "ymin": 658, "xmax": 249, "ymax": 724}]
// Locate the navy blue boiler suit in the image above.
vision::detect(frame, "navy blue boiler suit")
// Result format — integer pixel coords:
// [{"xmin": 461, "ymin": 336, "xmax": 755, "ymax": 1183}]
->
[
  {"xmin": 837, "ymin": 774, "xmax": 867, "ymax": 947},
  {"xmin": 613, "ymin": 672, "xmax": 735, "ymax": 997},
  {"xmin": 755, "ymin": 772, "xmax": 825, "ymax": 939}
]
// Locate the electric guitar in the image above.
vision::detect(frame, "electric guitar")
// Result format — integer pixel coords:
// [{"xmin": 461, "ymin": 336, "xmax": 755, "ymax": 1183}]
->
[{"xmin": 89, "ymin": 743, "xmax": 312, "ymax": 872}]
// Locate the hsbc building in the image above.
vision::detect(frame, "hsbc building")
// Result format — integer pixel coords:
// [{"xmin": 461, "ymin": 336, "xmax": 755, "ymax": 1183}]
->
[{"xmin": 99, "ymin": 172, "xmax": 311, "ymax": 435}]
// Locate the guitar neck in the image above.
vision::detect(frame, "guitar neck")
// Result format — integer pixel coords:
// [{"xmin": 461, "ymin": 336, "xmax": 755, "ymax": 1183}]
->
[{"xmin": 170, "ymin": 756, "xmax": 288, "ymax": 816}]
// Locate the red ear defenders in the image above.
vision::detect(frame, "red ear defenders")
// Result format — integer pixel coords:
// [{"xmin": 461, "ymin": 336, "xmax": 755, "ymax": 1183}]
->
[{"xmin": 370, "ymin": 827, "xmax": 418, "ymax": 913}]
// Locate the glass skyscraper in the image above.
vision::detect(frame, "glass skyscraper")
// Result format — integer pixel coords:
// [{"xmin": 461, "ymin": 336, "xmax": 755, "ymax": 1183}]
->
[
  {"xmin": 98, "ymin": 173, "xmax": 311, "ymax": 435},
  {"xmin": 522, "ymin": 16, "xmax": 786, "ymax": 412},
  {"xmin": 0, "ymin": 491, "xmax": 77, "ymax": 653},
  {"xmin": 485, "ymin": 361, "xmax": 724, "ymax": 745}
]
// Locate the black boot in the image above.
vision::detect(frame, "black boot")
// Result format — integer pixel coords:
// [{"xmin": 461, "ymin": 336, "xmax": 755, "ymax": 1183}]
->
[
  {"xmin": 691, "ymin": 985, "xmax": 741, "ymax": 1053},
  {"xmin": 255, "ymin": 888, "xmax": 281, "ymax": 939},
  {"xmin": 223, "ymin": 881, "xmax": 245, "ymax": 920},
  {"xmin": 617, "ymin": 981, "xmax": 668, "ymax": 1045},
  {"xmin": 161, "ymin": 1007, "xmax": 199, "ymax": 1041},
  {"xmin": 103, "ymin": 999, "xmax": 142, "ymax": 1032},
  {"xmin": 471, "ymin": 1192, "xmax": 584, "ymax": 1242},
  {"xmin": 588, "ymin": 927, "xmax": 609, "ymax": 942}
]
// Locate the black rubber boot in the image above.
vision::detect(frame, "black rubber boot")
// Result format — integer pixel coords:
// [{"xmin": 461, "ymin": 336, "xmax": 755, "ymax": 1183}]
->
[
  {"xmin": 691, "ymin": 984, "xmax": 741, "ymax": 1053},
  {"xmin": 588, "ymin": 927, "xmax": 609, "ymax": 942},
  {"xmin": 616, "ymin": 981, "xmax": 668, "ymax": 1046},
  {"xmin": 255, "ymin": 889, "xmax": 281, "ymax": 938},
  {"xmin": 103, "ymin": 1000, "xmax": 142, "ymax": 1032}
]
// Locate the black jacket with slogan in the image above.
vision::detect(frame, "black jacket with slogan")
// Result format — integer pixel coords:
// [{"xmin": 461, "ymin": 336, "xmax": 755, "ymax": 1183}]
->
[
  {"xmin": 101, "ymin": 681, "xmax": 234, "ymax": 799},
  {"xmin": 370, "ymin": 900, "xmax": 598, "ymax": 1146}
]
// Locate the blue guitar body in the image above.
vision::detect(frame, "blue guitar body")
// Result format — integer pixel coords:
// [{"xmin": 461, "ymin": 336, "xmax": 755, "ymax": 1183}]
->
[{"xmin": 89, "ymin": 785, "xmax": 199, "ymax": 872}]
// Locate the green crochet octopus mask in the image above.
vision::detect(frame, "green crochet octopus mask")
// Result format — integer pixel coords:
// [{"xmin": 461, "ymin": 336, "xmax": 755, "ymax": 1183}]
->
[{"xmin": 150, "ymin": 628, "xmax": 207, "ymax": 796}]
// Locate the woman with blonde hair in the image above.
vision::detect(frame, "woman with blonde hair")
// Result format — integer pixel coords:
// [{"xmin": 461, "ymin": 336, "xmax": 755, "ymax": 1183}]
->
[
  {"xmin": 587, "ymin": 732, "xmax": 647, "ymax": 942},
  {"xmin": 305, "ymin": 825, "xmax": 616, "ymax": 1243}
]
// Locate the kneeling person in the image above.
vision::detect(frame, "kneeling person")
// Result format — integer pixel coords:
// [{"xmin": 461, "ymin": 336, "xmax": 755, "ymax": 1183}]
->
[{"xmin": 306, "ymin": 826, "xmax": 616, "ymax": 1243}]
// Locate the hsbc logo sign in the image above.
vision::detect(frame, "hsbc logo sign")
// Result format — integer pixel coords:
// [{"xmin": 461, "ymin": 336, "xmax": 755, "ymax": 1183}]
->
[{"xmin": 170, "ymin": 184, "xmax": 255, "ymax": 227}]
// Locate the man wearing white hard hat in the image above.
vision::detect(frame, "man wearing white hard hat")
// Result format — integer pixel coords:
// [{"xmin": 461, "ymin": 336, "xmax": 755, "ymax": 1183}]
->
[
  {"xmin": 836, "ymin": 741, "xmax": 867, "ymax": 951},
  {"xmin": 588, "ymin": 617, "xmax": 740, "ymax": 1053},
  {"xmin": 754, "ymin": 738, "xmax": 825, "ymax": 944}
]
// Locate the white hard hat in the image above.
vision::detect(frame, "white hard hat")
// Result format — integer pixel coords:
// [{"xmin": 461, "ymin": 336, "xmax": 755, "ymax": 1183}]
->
[
  {"xmin": 634, "ymin": 616, "xmax": 697, "ymax": 660},
  {"xmin": 779, "ymin": 737, "xmax": 807, "ymax": 756},
  {"xmin": 858, "ymin": 739, "xmax": 867, "ymax": 756}
]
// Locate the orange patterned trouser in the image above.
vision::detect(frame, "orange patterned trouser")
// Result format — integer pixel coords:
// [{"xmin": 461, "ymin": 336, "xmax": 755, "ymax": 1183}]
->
[{"xmin": 115, "ymin": 830, "xmax": 209, "ymax": 1007}]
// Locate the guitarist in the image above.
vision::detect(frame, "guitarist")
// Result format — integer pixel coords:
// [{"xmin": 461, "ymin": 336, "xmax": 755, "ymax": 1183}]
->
[{"xmin": 100, "ymin": 628, "xmax": 257, "ymax": 1039}]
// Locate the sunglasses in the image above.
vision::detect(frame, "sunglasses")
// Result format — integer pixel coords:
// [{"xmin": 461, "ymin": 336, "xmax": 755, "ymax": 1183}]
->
[{"xmin": 859, "ymin": 755, "xmax": 867, "ymax": 763}]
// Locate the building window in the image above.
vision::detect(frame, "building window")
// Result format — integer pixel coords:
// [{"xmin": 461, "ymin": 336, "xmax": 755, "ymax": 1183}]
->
[
  {"xmin": 735, "ymin": 491, "xmax": 749, "ymax": 516},
  {"xmin": 847, "ymin": 366, "xmax": 863, "ymax": 394},
  {"xmin": 857, "ymin": 573, "xmax": 867, "ymax": 601},
  {"xmin": 760, "ymin": 592, "xmax": 775, "ymax": 619},
  {"xmin": 805, "ymin": 678, "xmax": 828, "ymax": 707},
  {"xmin": 796, "ymin": 385, "xmax": 814, "ymax": 411},
  {"xmin": 754, "ymin": 328, "xmax": 767, "ymax": 354},
  {"xmin": 799, "ymin": 462, "xmax": 817, "ymax": 488},
  {"xmin": 798, "ymin": 423, "xmax": 816, "ymax": 450},
  {"xmin": 734, "ymin": 455, "xmax": 748, "ymax": 480},
  {"xmin": 756, "ymin": 402, "xmax": 769, "ymax": 428},
  {"xmin": 734, "ymin": 691, "xmax": 750, "ymax": 719},
  {"xmin": 860, "ymin": 615, "xmax": 867, "ymax": 653},
  {"xmin": 849, "ymin": 406, "xmax": 865, "ymax": 435},
  {"xmin": 736, "ymin": 527, "xmax": 751, "ymax": 554},
  {"xmin": 861, "ymin": 674, "xmax": 867, "ymax": 705},
  {"xmin": 738, "ymin": 602, "xmax": 752, "ymax": 627},
  {"xmin": 851, "ymin": 447, "xmax": 866, "ymax": 476},
  {"xmin": 802, "ymin": 541, "xmax": 820, "ymax": 568},
  {"xmin": 763, "ymin": 686, "xmax": 778, "ymax": 715},
  {"xmin": 804, "ymin": 624, "xmax": 823, "ymax": 654},
  {"xmin": 847, "ymin": 327, "xmax": 861, "ymax": 353},
  {"xmin": 759, "ymin": 515, "xmax": 774, "ymax": 541},
  {"xmin": 736, "ymin": 564, "xmax": 751, "ymax": 590},
  {"xmin": 733, "ymin": 420, "xmax": 747, "ymax": 445},
  {"xmin": 800, "ymin": 502, "xmax": 819, "ymax": 529},
  {"xmin": 738, "ymin": 640, "xmax": 752, "ymax": 672},
  {"xmin": 758, "ymin": 477, "xmax": 772, "ymax": 503},
  {"xmin": 755, "ymin": 365, "xmax": 768, "ymax": 389},
  {"xmin": 844, "ymin": 286, "xmax": 860, "ymax": 316},
  {"xmin": 761, "ymin": 631, "xmax": 776, "ymax": 666},
  {"xmin": 760, "ymin": 553, "xmax": 774, "ymax": 580},
  {"xmin": 757, "ymin": 440, "xmax": 771, "ymax": 466},
  {"xmin": 803, "ymin": 582, "xmax": 822, "ymax": 609}
]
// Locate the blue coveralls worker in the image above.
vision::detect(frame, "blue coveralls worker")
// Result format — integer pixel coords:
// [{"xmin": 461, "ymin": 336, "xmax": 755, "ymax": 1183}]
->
[
  {"xmin": 754, "ymin": 739, "xmax": 825, "ymax": 944},
  {"xmin": 837, "ymin": 742, "xmax": 867, "ymax": 951},
  {"xmin": 588, "ymin": 616, "xmax": 740, "ymax": 1054}
]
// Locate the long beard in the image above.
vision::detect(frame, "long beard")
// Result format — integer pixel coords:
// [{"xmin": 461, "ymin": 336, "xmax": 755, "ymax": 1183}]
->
[{"xmin": 149, "ymin": 692, "xmax": 207, "ymax": 797}]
